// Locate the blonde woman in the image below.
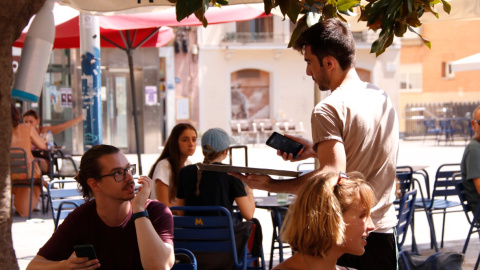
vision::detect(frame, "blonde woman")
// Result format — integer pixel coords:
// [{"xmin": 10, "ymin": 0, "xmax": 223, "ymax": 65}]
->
[
  {"xmin": 176, "ymin": 128, "xmax": 255, "ymax": 220},
  {"xmin": 273, "ymin": 171, "xmax": 376, "ymax": 270}
]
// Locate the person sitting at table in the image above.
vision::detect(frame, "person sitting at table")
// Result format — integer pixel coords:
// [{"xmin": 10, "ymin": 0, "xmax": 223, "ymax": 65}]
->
[
  {"xmin": 273, "ymin": 171, "xmax": 376, "ymax": 270},
  {"xmin": 461, "ymin": 105, "xmax": 480, "ymax": 213},
  {"xmin": 176, "ymin": 128, "xmax": 255, "ymax": 220},
  {"xmin": 23, "ymin": 109, "xmax": 83, "ymax": 138},
  {"xmin": 148, "ymin": 123, "xmax": 197, "ymax": 207},
  {"xmin": 26, "ymin": 144, "xmax": 174, "ymax": 270},
  {"xmin": 10, "ymin": 103, "xmax": 48, "ymax": 217}
]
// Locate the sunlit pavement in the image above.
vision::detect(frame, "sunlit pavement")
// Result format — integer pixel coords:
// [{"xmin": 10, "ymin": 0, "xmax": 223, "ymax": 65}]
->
[{"xmin": 13, "ymin": 138, "xmax": 479, "ymax": 269}]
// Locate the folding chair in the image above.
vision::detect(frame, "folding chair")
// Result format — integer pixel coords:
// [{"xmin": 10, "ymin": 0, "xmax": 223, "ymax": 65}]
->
[
  {"xmin": 10, "ymin": 147, "xmax": 46, "ymax": 219},
  {"xmin": 397, "ymin": 190, "xmax": 417, "ymax": 270},
  {"xmin": 172, "ymin": 248, "xmax": 197, "ymax": 270},
  {"xmin": 414, "ymin": 163, "xmax": 462, "ymax": 248},
  {"xmin": 48, "ymin": 179, "xmax": 85, "ymax": 230},
  {"xmin": 453, "ymin": 174, "xmax": 480, "ymax": 270},
  {"xmin": 171, "ymin": 206, "xmax": 265, "ymax": 270}
]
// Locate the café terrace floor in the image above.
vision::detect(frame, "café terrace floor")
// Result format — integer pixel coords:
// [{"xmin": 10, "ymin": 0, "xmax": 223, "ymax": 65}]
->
[{"xmin": 12, "ymin": 138, "xmax": 480, "ymax": 269}]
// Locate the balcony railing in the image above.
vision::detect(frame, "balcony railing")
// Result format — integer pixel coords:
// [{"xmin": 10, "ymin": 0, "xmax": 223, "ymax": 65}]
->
[{"xmin": 222, "ymin": 32, "xmax": 288, "ymax": 44}]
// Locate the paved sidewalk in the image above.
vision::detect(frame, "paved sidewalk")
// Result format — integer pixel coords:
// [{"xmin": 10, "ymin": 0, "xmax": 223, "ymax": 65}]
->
[{"xmin": 12, "ymin": 139, "xmax": 480, "ymax": 269}]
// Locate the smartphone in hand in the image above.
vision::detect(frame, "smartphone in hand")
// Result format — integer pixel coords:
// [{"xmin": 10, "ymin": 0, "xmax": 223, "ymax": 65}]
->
[
  {"xmin": 74, "ymin": 244, "xmax": 97, "ymax": 260},
  {"xmin": 266, "ymin": 132, "xmax": 305, "ymax": 159}
]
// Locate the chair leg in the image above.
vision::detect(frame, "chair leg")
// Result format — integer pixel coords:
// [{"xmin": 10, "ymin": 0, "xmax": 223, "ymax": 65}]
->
[
  {"xmin": 441, "ymin": 211, "xmax": 447, "ymax": 248},
  {"xmin": 28, "ymin": 180, "xmax": 34, "ymax": 219},
  {"xmin": 269, "ymin": 233, "xmax": 275, "ymax": 269},
  {"xmin": 462, "ymin": 222, "xmax": 476, "ymax": 254},
  {"xmin": 475, "ymin": 252, "xmax": 480, "ymax": 270},
  {"xmin": 425, "ymin": 212, "xmax": 439, "ymax": 252}
]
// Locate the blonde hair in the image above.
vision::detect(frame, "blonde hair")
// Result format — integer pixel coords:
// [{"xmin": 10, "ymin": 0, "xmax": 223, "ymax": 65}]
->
[{"xmin": 280, "ymin": 171, "xmax": 376, "ymax": 258}]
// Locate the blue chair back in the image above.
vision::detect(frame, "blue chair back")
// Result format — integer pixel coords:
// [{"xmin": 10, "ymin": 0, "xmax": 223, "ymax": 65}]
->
[
  {"xmin": 396, "ymin": 166, "xmax": 414, "ymax": 199},
  {"xmin": 431, "ymin": 164, "xmax": 461, "ymax": 205},
  {"xmin": 48, "ymin": 179, "xmax": 85, "ymax": 231},
  {"xmin": 170, "ymin": 206, "xmax": 247, "ymax": 270},
  {"xmin": 397, "ymin": 190, "xmax": 417, "ymax": 249},
  {"xmin": 172, "ymin": 248, "xmax": 197, "ymax": 270}
]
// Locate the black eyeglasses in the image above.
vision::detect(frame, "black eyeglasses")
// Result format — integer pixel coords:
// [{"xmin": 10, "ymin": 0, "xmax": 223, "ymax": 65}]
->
[{"xmin": 95, "ymin": 164, "xmax": 136, "ymax": 182}]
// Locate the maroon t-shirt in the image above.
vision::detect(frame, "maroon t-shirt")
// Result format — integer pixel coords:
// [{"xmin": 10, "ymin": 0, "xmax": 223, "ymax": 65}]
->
[{"xmin": 38, "ymin": 199, "xmax": 173, "ymax": 269}]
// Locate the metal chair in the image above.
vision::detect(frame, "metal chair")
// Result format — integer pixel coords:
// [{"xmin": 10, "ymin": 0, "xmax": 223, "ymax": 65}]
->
[
  {"xmin": 172, "ymin": 248, "xmax": 197, "ymax": 270},
  {"xmin": 397, "ymin": 190, "xmax": 418, "ymax": 270},
  {"xmin": 268, "ymin": 206, "xmax": 290, "ymax": 269},
  {"xmin": 48, "ymin": 179, "xmax": 85, "ymax": 230},
  {"xmin": 10, "ymin": 147, "xmax": 46, "ymax": 219},
  {"xmin": 453, "ymin": 174, "xmax": 480, "ymax": 270},
  {"xmin": 423, "ymin": 118, "xmax": 440, "ymax": 141},
  {"xmin": 171, "ymin": 206, "xmax": 265, "ymax": 270},
  {"xmin": 414, "ymin": 163, "xmax": 462, "ymax": 248}
]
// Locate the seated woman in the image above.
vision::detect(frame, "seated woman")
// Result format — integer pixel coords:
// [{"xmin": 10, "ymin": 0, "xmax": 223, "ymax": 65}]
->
[
  {"xmin": 176, "ymin": 128, "xmax": 255, "ymax": 221},
  {"xmin": 148, "ymin": 123, "xmax": 197, "ymax": 208},
  {"xmin": 273, "ymin": 171, "xmax": 376, "ymax": 270},
  {"xmin": 11, "ymin": 104, "xmax": 48, "ymax": 217}
]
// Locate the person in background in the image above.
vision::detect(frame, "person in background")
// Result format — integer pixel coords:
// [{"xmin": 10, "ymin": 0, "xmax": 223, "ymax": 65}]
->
[
  {"xmin": 233, "ymin": 18, "xmax": 399, "ymax": 270},
  {"xmin": 273, "ymin": 171, "xmax": 376, "ymax": 270},
  {"xmin": 461, "ymin": 105, "xmax": 480, "ymax": 213},
  {"xmin": 177, "ymin": 128, "xmax": 255, "ymax": 220},
  {"xmin": 10, "ymin": 104, "xmax": 48, "ymax": 217},
  {"xmin": 148, "ymin": 123, "xmax": 197, "ymax": 207},
  {"xmin": 26, "ymin": 144, "xmax": 174, "ymax": 270},
  {"xmin": 23, "ymin": 109, "xmax": 83, "ymax": 136}
]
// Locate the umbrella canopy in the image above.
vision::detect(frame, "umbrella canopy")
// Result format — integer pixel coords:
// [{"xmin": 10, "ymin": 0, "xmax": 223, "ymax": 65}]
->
[
  {"xmin": 14, "ymin": 21, "xmax": 174, "ymax": 49},
  {"xmin": 449, "ymin": 53, "xmax": 480, "ymax": 73},
  {"xmin": 14, "ymin": 4, "xmax": 267, "ymax": 49}
]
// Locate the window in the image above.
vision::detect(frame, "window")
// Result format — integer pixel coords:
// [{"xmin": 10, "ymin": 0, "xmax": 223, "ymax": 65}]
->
[
  {"xmin": 441, "ymin": 61, "xmax": 455, "ymax": 79},
  {"xmin": 399, "ymin": 64, "xmax": 422, "ymax": 92}
]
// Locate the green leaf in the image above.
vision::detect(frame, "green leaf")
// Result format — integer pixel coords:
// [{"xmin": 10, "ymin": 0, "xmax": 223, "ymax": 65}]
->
[
  {"xmin": 394, "ymin": 21, "xmax": 407, "ymax": 37},
  {"xmin": 288, "ymin": 16, "xmax": 308, "ymax": 48},
  {"xmin": 215, "ymin": 0, "xmax": 228, "ymax": 5},
  {"xmin": 278, "ymin": 0, "xmax": 291, "ymax": 16},
  {"xmin": 386, "ymin": 0, "xmax": 402, "ymax": 17},
  {"xmin": 440, "ymin": 0, "xmax": 451, "ymax": 14},
  {"xmin": 194, "ymin": 6, "xmax": 208, "ymax": 27},
  {"xmin": 407, "ymin": 25, "xmax": 431, "ymax": 49},
  {"xmin": 374, "ymin": 34, "xmax": 394, "ymax": 56},
  {"xmin": 337, "ymin": 0, "xmax": 360, "ymax": 12},
  {"xmin": 176, "ymin": 0, "xmax": 203, "ymax": 22},
  {"xmin": 323, "ymin": 3, "xmax": 337, "ymax": 18},
  {"xmin": 263, "ymin": 0, "xmax": 274, "ymax": 15},
  {"xmin": 286, "ymin": 0, "xmax": 301, "ymax": 23},
  {"xmin": 405, "ymin": 11, "xmax": 421, "ymax": 27}
]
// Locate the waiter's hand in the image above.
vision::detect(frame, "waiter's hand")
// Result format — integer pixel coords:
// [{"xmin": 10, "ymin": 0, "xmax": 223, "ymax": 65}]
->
[
  {"xmin": 277, "ymin": 134, "xmax": 316, "ymax": 161},
  {"xmin": 229, "ymin": 173, "xmax": 273, "ymax": 191}
]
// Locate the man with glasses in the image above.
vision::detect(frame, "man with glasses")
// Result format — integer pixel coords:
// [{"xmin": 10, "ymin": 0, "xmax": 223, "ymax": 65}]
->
[
  {"xmin": 461, "ymin": 105, "xmax": 480, "ymax": 213},
  {"xmin": 27, "ymin": 144, "xmax": 174, "ymax": 270}
]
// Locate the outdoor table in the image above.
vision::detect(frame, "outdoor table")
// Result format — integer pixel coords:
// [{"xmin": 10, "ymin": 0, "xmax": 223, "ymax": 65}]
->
[
  {"xmin": 255, "ymin": 195, "xmax": 295, "ymax": 269},
  {"xmin": 32, "ymin": 146, "xmax": 66, "ymax": 182}
]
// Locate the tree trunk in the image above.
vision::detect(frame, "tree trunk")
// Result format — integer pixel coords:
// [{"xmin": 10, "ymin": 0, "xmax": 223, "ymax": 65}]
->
[{"xmin": 0, "ymin": 0, "xmax": 45, "ymax": 269}]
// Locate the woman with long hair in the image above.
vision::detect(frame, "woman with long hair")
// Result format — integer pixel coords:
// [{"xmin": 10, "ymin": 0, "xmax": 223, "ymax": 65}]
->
[
  {"xmin": 273, "ymin": 171, "xmax": 376, "ymax": 270},
  {"xmin": 148, "ymin": 123, "xmax": 197, "ymax": 207},
  {"xmin": 176, "ymin": 128, "xmax": 255, "ymax": 220},
  {"xmin": 11, "ymin": 103, "xmax": 48, "ymax": 217}
]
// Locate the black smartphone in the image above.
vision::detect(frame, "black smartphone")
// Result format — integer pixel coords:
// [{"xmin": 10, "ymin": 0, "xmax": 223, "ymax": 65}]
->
[
  {"xmin": 74, "ymin": 244, "xmax": 97, "ymax": 260},
  {"xmin": 266, "ymin": 132, "xmax": 305, "ymax": 159}
]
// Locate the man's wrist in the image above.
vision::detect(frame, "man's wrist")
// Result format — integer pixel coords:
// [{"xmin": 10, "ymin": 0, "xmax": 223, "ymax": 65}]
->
[{"xmin": 132, "ymin": 210, "xmax": 149, "ymax": 221}]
